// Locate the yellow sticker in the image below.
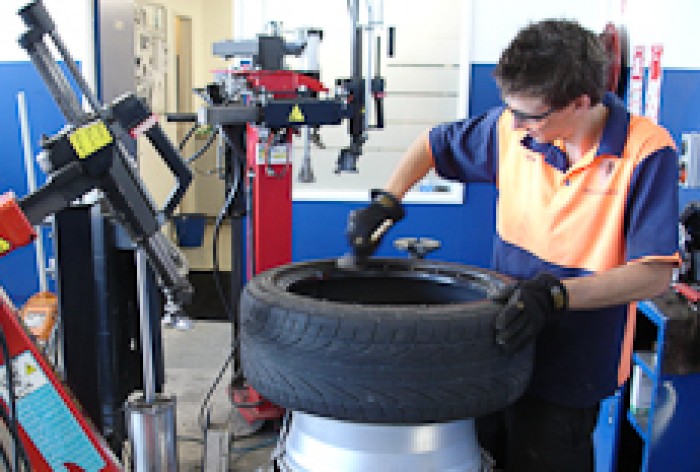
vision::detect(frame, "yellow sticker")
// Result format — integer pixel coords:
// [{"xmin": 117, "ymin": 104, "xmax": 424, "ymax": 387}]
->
[
  {"xmin": 25, "ymin": 364, "xmax": 36, "ymax": 376},
  {"xmin": 288, "ymin": 104, "xmax": 305, "ymax": 123},
  {"xmin": 69, "ymin": 121, "xmax": 113, "ymax": 159},
  {"xmin": 0, "ymin": 238, "xmax": 10, "ymax": 255}
]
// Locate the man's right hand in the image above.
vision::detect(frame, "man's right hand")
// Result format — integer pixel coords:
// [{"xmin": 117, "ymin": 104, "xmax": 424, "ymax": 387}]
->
[{"xmin": 346, "ymin": 189, "xmax": 405, "ymax": 259}]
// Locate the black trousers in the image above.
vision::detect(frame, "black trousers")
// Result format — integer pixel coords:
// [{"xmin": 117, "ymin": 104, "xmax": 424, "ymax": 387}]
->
[{"xmin": 477, "ymin": 394, "xmax": 600, "ymax": 472}]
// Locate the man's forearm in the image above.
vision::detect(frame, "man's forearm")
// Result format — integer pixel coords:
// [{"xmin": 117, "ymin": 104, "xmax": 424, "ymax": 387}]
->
[
  {"xmin": 385, "ymin": 131, "xmax": 435, "ymax": 199},
  {"xmin": 564, "ymin": 262, "xmax": 674, "ymax": 310}
]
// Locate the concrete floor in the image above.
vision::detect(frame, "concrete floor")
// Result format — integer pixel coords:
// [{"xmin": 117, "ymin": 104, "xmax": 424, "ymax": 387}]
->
[{"xmin": 162, "ymin": 320, "xmax": 277, "ymax": 471}]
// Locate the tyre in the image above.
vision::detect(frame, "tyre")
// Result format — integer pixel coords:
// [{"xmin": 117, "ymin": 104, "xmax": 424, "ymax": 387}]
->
[{"xmin": 240, "ymin": 258, "xmax": 533, "ymax": 424}]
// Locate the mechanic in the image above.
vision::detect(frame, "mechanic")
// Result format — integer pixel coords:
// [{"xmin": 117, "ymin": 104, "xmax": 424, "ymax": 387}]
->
[{"xmin": 345, "ymin": 19, "xmax": 679, "ymax": 471}]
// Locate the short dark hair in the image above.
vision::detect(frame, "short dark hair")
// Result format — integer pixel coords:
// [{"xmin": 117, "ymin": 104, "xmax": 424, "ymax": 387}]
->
[{"xmin": 493, "ymin": 19, "xmax": 608, "ymax": 108}]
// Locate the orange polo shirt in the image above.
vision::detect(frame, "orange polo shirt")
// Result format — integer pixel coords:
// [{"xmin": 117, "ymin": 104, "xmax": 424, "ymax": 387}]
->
[{"xmin": 428, "ymin": 92, "xmax": 678, "ymax": 406}]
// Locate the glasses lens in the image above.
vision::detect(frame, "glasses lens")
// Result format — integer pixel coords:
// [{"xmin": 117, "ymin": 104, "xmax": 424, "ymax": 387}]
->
[{"xmin": 509, "ymin": 106, "xmax": 555, "ymax": 121}]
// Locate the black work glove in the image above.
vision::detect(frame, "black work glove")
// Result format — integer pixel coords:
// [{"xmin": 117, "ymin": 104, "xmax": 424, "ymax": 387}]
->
[
  {"xmin": 346, "ymin": 189, "xmax": 405, "ymax": 259},
  {"xmin": 492, "ymin": 273, "xmax": 568, "ymax": 353}
]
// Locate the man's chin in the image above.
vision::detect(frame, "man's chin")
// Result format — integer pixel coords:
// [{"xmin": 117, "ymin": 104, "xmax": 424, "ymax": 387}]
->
[{"xmin": 529, "ymin": 133, "xmax": 553, "ymax": 144}]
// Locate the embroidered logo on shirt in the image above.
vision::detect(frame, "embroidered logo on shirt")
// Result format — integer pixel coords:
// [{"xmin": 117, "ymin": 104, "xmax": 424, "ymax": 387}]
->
[{"xmin": 584, "ymin": 158, "xmax": 618, "ymax": 195}]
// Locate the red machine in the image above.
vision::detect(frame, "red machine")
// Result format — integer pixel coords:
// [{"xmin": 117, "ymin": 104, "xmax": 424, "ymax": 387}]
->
[
  {"xmin": 0, "ymin": 197, "xmax": 122, "ymax": 471},
  {"xmin": 245, "ymin": 122, "xmax": 293, "ymax": 276},
  {"xmin": 176, "ymin": 19, "xmax": 389, "ymax": 427}
]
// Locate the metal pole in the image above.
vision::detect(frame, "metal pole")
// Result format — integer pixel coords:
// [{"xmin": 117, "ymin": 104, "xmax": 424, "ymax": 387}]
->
[
  {"xmin": 48, "ymin": 31, "xmax": 104, "ymax": 117},
  {"xmin": 136, "ymin": 250, "xmax": 156, "ymax": 403},
  {"xmin": 24, "ymin": 41, "xmax": 85, "ymax": 124},
  {"xmin": 17, "ymin": 92, "xmax": 48, "ymax": 293},
  {"xmin": 350, "ymin": 0, "xmax": 361, "ymax": 79},
  {"xmin": 364, "ymin": 2, "xmax": 373, "ymax": 133},
  {"xmin": 128, "ymin": 250, "xmax": 178, "ymax": 471}
]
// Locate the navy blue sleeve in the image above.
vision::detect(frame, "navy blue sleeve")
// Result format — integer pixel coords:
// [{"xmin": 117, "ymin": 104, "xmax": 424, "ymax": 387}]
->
[
  {"xmin": 625, "ymin": 146, "xmax": 680, "ymax": 261},
  {"xmin": 428, "ymin": 106, "xmax": 504, "ymax": 184}
]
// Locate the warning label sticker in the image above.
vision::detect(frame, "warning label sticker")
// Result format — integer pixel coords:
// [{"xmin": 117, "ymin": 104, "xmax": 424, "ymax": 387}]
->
[
  {"xmin": 69, "ymin": 121, "xmax": 113, "ymax": 159},
  {"xmin": 0, "ymin": 350, "xmax": 48, "ymax": 399},
  {"xmin": 287, "ymin": 104, "xmax": 305, "ymax": 123},
  {"xmin": 0, "ymin": 351, "xmax": 105, "ymax": 471},
  {"xmin": 255, "ymin": 142, "xmax": 291, "ymax": 166}
]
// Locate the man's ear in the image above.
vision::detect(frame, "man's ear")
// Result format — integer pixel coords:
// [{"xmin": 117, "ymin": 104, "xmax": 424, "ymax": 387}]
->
[{"xmin": 573, "ymin": 94, "xmax": 592, "ymax": 110}]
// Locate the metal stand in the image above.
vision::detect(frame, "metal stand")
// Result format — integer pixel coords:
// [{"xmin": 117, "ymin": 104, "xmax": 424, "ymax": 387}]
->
[
  {"xmin": 125, "ymin": 251, "xmax": 178, "ymax": 471},
  {"xmin": 276, "ymin": 412, "xmax": 483, "ymax": 472},
  {"xmin": 126, "ymin": 395, "xmax": 178, "ymax": 471}
]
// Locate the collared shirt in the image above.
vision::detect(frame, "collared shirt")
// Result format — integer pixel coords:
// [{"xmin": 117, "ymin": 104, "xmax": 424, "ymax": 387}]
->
[{"xmin": 428, "ymin": 92, "xmax": 679, "ymax": 406}]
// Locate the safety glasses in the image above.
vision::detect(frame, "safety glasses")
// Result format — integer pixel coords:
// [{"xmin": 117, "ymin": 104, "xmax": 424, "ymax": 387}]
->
[{"xmin": 507, "ymin": 105, "xmax": 558, "ymax": 122}]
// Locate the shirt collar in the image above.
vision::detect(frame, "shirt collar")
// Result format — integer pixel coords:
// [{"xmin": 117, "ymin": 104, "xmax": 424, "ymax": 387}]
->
[
  {"xmin": 520, "ymin": 92, "xmax": 630, "ymax": 170},
  {"xmin": 521, "ymin": 135, "xmax": 568, "ymax": 171},
  {"xmin": 596, "ymin": 92, "xmax": 630, "ymax": 158}
]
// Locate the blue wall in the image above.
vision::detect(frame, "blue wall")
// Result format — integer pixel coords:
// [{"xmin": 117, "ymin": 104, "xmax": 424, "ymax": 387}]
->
[
  {"xmin": 0, "ymin": 62, "xmax": 71, "ymax": 305},
  {"xmin": 292, "ymin": 183, "xmax": 497, "ymax": 267}
]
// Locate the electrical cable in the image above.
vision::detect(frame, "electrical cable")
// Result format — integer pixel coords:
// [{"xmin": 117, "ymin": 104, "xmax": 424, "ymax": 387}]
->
[
  {"xmin": 0, "ymin": 404, "xmax": 29, "ymax": 472},
  {"xmin": 0, "ymin": 327, "xmax": 31, "ymax": 471},
  {"xmin": 186, "ymin": 127, "xmax": 219, "ymax": 164},
  {"xmin": 230, "ymin": 435, "xmax": 278, "ymax": 455},
  {"xmin": 177, "ymin": 123, "xmax": 199, "ymax": 151},
  {"xmin": 197, "ymin": 126, "xmax": 245, "ymax": 431},
  {"xmin": 0, "ymin": 444, "xmax": 10, "ymax": 472}
]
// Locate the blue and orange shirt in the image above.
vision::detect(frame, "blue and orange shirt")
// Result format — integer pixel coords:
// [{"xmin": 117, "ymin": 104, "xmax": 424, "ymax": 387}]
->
[{"xmin": 428, "ymin": 92, "xmax": 679, "ymax": 407}]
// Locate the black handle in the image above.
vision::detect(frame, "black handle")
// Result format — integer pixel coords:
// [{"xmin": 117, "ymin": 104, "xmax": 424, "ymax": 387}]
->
[
  {"xmin": 166, "ymin": 112, "xmax": 198, "ymax": 123},
  {"xmin": 111, "ymin": 94, "xmax": 193, "ymax": 218},
  {"xmin": 374, "ymin": 95, "xmax": 384, "ymax": 129},
  {"xmin": 144, "ymin": 123, "xmax": 193, "ymax": 217},
  {"xmin": 387, "ymin": 26, "xmax": 396, "ymax": 58}
]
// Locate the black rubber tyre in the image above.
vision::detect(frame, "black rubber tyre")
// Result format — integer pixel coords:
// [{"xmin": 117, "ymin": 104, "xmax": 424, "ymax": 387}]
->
[{"xmin": 240, "ymin": 258, "xmax": 533, "ymax": 424}]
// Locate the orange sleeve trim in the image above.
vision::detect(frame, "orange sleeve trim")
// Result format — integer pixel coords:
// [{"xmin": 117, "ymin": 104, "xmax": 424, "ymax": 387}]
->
[
  {"xmin": 628, "ymin": 252, "xmax": 682, "ymax": 266},
  {"xmin": 423, "ymin": 130, "xmax": 435, "ymax": 165}
]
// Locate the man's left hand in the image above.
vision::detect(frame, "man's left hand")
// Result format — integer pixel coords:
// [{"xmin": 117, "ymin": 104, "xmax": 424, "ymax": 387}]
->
[{"xmin": 492, "ymin": 273, "xmax": 568, "ymax": 353}]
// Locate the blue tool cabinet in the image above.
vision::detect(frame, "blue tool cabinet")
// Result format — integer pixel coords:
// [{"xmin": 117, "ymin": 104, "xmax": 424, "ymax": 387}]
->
[{"xmin": 627, "ymin": 294, "xmax": 700, "ymax": 471}]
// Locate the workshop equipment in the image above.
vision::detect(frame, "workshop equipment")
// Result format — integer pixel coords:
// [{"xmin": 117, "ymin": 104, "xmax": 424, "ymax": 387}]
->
[
  {"xmin": 0, "ymin": 285, "xmax": 122, "ymax": 471},
  {"xmin": 0, "ymin": 1, "xmax": 194, "ymax": 468},
  {"xmin": 240, "ymin": 258, "xmax": 514, "ymax": 471},
  {"xmin": 167, "ymin": 1, "xmax": 394, "ymax": 439}
]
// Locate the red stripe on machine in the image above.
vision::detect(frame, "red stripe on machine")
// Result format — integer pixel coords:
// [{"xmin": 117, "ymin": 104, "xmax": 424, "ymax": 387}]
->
[{"xmin": 129, "ymin": 114, "xmax": 158, "ymax": 138}]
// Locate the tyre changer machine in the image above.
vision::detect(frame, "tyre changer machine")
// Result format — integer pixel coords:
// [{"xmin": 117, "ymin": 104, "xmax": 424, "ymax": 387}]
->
[
  {"xmin": 189, "ymin": 6, "xmax": 491, "ymax": 472},
  {"xmin": 0, "ymin": 2, "xmax": 193, "ymax": 469}
]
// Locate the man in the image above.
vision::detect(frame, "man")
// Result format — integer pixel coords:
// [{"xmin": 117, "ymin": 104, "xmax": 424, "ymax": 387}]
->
[{"xmin": 345, "ymin": 19, "xmax": 679, "ymax": 471}]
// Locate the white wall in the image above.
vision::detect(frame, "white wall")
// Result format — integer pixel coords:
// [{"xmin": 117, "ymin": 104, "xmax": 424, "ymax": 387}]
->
[
  {"xmin": 1, "ymin": 0, "xmax": 95, "ymax": 96},
  {"xmin": 471, "ymin": 0, "xmax": 609, "ymax": 63},
  {"xmin": 0, "ymin": 1, "xmax": 92, "ymax": 62},
  {"xmin": 622, "ymin": 0, "xmax": 700, "ymax": 68},
  {"xmin": 471, "ymin": 0, "xmax": 700, "ymax": 67}
]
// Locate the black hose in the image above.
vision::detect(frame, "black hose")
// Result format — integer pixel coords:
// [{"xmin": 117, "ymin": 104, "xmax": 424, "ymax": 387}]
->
[
  {"xmin": 197, "ymin": 128, "xmax": 245, "ymax": 431},
  {"xmin": 0, "ymin": 444, "xmax": 10, "ymax": 472},
  {"xmin": 177, "ymin": 123, "xmax": 199, "ymax": 151},
  {"xmin": 186, "ymin": 128, "xmax": 219, "ymax": 164}
]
